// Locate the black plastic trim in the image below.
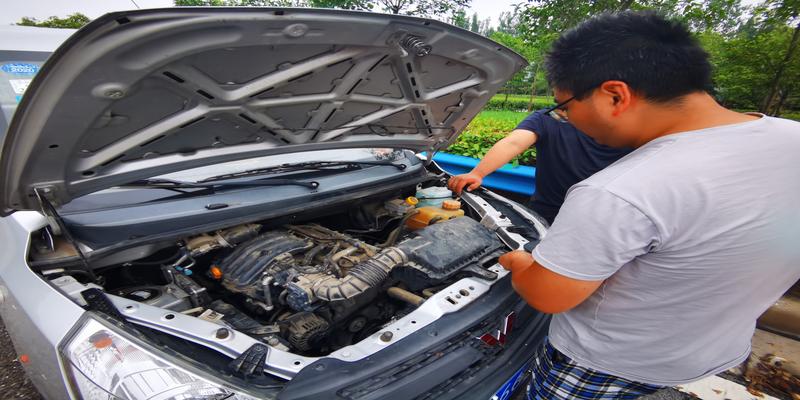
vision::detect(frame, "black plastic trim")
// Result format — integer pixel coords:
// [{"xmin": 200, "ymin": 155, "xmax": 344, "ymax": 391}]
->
[{"xmin": 277, "ymin": 275, "xmax": 550, "ymax": 400}]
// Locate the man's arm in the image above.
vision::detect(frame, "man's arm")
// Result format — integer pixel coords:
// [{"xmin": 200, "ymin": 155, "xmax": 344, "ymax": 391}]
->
[
  {"xmin": 448, "ymin": 129, "xmax": 537, "ymax": 194},
  {"xmin": 499, "ymin": 250, "xmax": 603, "ymax": 314}
]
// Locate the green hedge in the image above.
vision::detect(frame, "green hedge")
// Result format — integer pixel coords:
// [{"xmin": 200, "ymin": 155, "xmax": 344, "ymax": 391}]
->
[
  {"xmin": 446, "ymin": 110, "xmax": 536, "ymax": 166},
  {"xmin": 781, "ymin": 112, "xmax": 800, "ymax": 121},
  {"xmin": 484, "ymin": 97, "xmax": 554, "ymax": 112}
]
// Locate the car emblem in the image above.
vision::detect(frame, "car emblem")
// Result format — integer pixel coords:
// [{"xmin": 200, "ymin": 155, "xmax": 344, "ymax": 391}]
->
[{"xmin": 478, "ymin": 311, "xmax": 516, "ymax": 346}]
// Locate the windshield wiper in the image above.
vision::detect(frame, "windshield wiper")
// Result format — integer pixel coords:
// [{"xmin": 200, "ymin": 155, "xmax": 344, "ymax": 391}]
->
[
  {"xmin": 197, "ymin": 160, "xmax": 406, "ymax": 183},
  {"xmin": 123, "ymin": 177, "xmax": 320, "ymax": 190}
]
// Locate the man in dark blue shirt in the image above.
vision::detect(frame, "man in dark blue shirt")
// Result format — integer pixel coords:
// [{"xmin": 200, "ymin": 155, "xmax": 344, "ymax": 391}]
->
[{"xmin": 448, "ymin": 109, "xmax": 631, "ymax": 223}]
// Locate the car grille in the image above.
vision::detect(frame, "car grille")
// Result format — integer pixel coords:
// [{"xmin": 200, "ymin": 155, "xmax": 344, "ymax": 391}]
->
[{"xmin": 337, "ymin": 304, "xmax": 529, "ymax": 400}]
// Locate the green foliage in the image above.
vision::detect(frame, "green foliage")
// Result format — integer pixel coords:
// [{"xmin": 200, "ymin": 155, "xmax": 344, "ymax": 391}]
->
[
  {"xmin": 513, "ymin": 0, "xmax": 799, "ymax": 116},
  {"xmin": 496, "ymin": 10, "xmax": 521, "ymax": 35},
  {"xmin": 17, "ymin": 13, "xmax": 91, "ymax": 29},
  {"xmin": 450, "ymin": 8, "xmax": 469, "ymax": 28},
  {"xmin": 309, "ymin": 0, "xmax": 373, "ymax": 9},
  {"xmin": 374, "ymin": 0, "xmax": 471, "ymax": 17},
  {"xmin": 701, "ymin": 26, "xmax": 800, "ymax": 114},
  {"xmin": 446, "ymin": 111, "xmax": 537, "ymax": 165},
  {"xmin": 485, "ymin": 96, "xmax": 554, "ymax": 112},
  {"xmin": 176, "ymin": 0, "xmax": 469, "ymax": 17}
]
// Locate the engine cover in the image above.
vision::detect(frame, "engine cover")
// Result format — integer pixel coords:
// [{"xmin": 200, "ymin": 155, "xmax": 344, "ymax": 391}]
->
[
  {"xmin": 217, "ymin": 232, "xmax": 313, "ymax": 300},
  {"xmin": 393, "ymin": 217, "xmax": 502, "ymax": 290}
]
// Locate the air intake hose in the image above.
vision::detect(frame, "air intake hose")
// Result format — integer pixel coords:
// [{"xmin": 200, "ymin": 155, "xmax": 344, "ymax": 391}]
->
[{"xmin": 311, "ymin": 247, "xmax": 407, "ymax": 301}]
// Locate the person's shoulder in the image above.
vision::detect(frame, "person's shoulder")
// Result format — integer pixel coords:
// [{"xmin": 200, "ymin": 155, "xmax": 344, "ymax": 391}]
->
[
  {"xmin": 516, "ymin": 111, "xmax": 554, "ymax": 135},
  {"xmin": 578, "ymin": 137, "xmax": 679, "ymax": 189},
  {"xmin": 763, "ymin": 115, "xmax": 800, "ymax": 132}
]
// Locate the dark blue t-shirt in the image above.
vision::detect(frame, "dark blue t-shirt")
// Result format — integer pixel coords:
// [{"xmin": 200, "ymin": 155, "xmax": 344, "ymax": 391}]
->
[{"xmin": 516, "ymin": 110, "xmax": 632, "ymax": 223}]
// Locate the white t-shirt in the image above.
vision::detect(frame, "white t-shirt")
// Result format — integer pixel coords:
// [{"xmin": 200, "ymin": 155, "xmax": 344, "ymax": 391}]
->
[{"xmin": 532, "ymin": 115, "xmax": 800, "ymax": 386}]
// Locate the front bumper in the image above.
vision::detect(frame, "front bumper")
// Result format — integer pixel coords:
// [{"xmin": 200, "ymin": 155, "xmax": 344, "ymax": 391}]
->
[{"xmin": 277, "ymin": 274, "xmax": 550, "ymax": 400}]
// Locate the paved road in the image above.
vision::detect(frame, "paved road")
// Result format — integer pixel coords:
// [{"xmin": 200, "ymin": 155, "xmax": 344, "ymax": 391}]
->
[{"xmin": 0, "ymin": 318, "xmax": 43, "ymax": 399}]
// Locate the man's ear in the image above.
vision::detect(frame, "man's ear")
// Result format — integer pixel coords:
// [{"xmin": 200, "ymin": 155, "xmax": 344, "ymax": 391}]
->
[{"xmin": 598, "ymin": 81, "xmax": 633, "ymax": 116}]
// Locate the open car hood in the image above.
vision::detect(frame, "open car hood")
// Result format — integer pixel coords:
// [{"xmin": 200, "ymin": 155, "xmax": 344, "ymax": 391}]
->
[{"xmin": 0, "ymin": 8, "xmax": 526, "ymax": 213}]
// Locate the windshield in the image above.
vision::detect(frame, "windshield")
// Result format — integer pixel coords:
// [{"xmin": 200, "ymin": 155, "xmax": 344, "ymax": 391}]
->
[{"xmin": 0, "ymin": 51, "xmax": 50, "ymax": 141}]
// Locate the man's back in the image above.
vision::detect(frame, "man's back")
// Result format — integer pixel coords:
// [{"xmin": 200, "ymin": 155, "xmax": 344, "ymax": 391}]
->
[{"xmin": 534, "ymin": 115, "xmax": 800, "ymax": 385}]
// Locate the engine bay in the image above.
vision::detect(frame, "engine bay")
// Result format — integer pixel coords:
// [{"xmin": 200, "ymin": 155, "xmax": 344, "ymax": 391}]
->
[{"xmin": 41, "ymin": 185, "xmax": 516, "ymax": 358}]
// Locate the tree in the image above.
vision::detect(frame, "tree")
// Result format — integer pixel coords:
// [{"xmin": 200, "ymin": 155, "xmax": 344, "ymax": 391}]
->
[
  {"xmin": 17, "ymin": 13, "xmax": 91, "ymax": 29},
  {"xmin": 175, "ymin": 0, "xmax": 470, "ymax": 18},
  {"xmin": 469, "ymin": 13, "xmax": 480, "ymax": 32},
  {"xmin": 310, "ymin": 0, "xmax": 372, "ymax": 10},
  {"xmin": 479, "ymin": 17, "xmax": 492, "ymax": 36},
  {"xmin": 518, "ymin": 0, "xmax": 746, "ymax": 39},
  {"xmin": 450, "ymin": 8, "xmax": 469, "ymax": 29},
  {"xmin": 496, "ymin": 10, "xmax": 521, "ymax": 35},
  {"xmin": 679, "ymin": 0, "xmax": 745, "ymax": 35},
  {"xmin": 374, "ymin": 0, "xmax": 470, "ymax": 17},
  {"xmin": 750, "ymin": 0, "xmax": 800, "ymax": 113}
]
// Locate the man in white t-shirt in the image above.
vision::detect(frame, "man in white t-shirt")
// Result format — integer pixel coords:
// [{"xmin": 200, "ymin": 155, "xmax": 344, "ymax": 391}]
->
[{"xmin": 497, "ymin": 11, "xmax": 800, "ymax": 400}]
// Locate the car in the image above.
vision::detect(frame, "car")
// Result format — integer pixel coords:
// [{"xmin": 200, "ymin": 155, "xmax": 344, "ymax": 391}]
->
[{"xmin": 0, "ymin": 8, "xmax": 550, "ymax": 400}]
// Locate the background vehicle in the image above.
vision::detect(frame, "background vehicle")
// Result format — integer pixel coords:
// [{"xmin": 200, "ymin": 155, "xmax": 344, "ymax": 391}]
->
[{"xmin": 0, "ymin": 9, "xmax": 549, "ymax": 399}]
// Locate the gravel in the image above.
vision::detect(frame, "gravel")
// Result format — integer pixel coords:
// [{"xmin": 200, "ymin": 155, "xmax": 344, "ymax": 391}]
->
[{"xmin": 0, "ymin": 317, "xmax": 43, "ymax": 400}]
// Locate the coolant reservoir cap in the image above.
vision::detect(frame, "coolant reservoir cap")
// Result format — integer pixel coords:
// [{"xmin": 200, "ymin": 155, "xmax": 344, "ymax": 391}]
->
[{"xmin": 442, "ymin": 199, "xmax": 461, "ymax": 210}]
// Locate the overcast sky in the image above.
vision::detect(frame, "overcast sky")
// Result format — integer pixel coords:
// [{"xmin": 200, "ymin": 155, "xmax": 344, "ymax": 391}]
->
[{"xmin": 1, "ymin": 0, "xmax": 520, "ymax": 27}]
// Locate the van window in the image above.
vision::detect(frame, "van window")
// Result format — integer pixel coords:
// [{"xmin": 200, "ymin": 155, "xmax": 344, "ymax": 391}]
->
[{"xmin": 0, "ymin": 51, "xmax": 49, "ymax": 138}]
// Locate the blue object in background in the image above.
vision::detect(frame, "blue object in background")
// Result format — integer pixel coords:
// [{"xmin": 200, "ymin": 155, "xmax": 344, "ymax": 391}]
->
[{"xmin": 431, "ymin": 152, "xmax": 536, "ymax": 196}]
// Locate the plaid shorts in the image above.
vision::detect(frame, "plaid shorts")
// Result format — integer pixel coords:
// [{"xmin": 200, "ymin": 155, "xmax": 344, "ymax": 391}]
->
[{"xmin": 526, "ymin": 340, "xmax": 663, "ymax": 399}]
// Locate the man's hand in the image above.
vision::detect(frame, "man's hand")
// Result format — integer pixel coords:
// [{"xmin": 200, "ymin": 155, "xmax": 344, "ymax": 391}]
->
[
  {"xmin": 499, "ymin": 250, "xmax": 534, "ymax": 274},
  {"xmin": 448, "ymin": 172, "xmax": 483, "ymax": 195}
]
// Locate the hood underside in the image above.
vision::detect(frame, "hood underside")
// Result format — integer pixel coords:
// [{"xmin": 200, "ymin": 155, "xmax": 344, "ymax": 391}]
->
[{"xmin": 0, "ymin": 8, "xmax": 526, "ymax": 212}]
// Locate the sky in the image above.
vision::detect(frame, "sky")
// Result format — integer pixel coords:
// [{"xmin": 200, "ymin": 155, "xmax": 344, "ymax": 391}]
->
[{"xmin": 0, "ymin": 0, "xmax": 520, "ymax": 27}]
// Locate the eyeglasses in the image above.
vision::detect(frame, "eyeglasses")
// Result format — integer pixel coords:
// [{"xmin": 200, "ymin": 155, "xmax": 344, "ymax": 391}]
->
[{"xmin": 544, "ymin": 96, "xmax": 575, "ymax": 122}]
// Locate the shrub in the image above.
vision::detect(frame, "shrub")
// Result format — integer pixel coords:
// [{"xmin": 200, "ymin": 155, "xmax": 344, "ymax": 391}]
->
[
  {"xmin": 484, "ymin": 97, "xmax": 554, "ymax": 112},
  {"xmin": 446, "ymin": 111, "xmax": 536, "ymax": 166}
]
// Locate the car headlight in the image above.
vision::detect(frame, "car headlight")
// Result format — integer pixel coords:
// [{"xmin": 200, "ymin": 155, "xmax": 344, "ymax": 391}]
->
[{"xmin": 60, "ymin": 315, "xmax": 262, "ymax": 400}]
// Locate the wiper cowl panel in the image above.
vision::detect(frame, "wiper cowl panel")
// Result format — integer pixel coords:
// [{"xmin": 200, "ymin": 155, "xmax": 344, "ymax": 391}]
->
[
  {"xmin": 197, "ymin": 160, "xmax": 406, "ymax": 183},
  {"xmin": 124, "ymin": 178, "xmax": 320, "ymax": 190}
]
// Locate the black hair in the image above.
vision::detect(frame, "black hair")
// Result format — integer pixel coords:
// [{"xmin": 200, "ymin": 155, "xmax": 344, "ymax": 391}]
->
[{"xmin": 544, "ymin": 11, "xmax": 713, "ymax": 102}]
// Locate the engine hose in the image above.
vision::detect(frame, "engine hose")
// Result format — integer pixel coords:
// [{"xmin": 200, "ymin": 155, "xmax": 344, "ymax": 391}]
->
[
  {"xmin": 311, "ymin": 247, "xmax": 407, "ymax": 301},
  {"xmin": 302, "ymin": 243, "xmax": 328, "ymax": 265},
  {"xmin": 380, "ymin": 209, "xmax": 419, "ymax": 248}
]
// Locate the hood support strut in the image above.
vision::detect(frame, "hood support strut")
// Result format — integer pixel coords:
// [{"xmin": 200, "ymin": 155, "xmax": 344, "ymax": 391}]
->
[{"xmin": 34, "ymin": 188, "xmax": 97, "ymax": 282}]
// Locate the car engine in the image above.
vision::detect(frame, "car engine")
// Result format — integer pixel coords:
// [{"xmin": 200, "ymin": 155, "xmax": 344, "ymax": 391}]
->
[{"xmin": 71, "ymin": 193, "xmax": 506, "ymax": 356}]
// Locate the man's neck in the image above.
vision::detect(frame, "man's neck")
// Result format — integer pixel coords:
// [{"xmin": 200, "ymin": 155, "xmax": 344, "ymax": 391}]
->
[{"xmin": 633, "ymin": 93, "xmax": 760, "ymax": 147}]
